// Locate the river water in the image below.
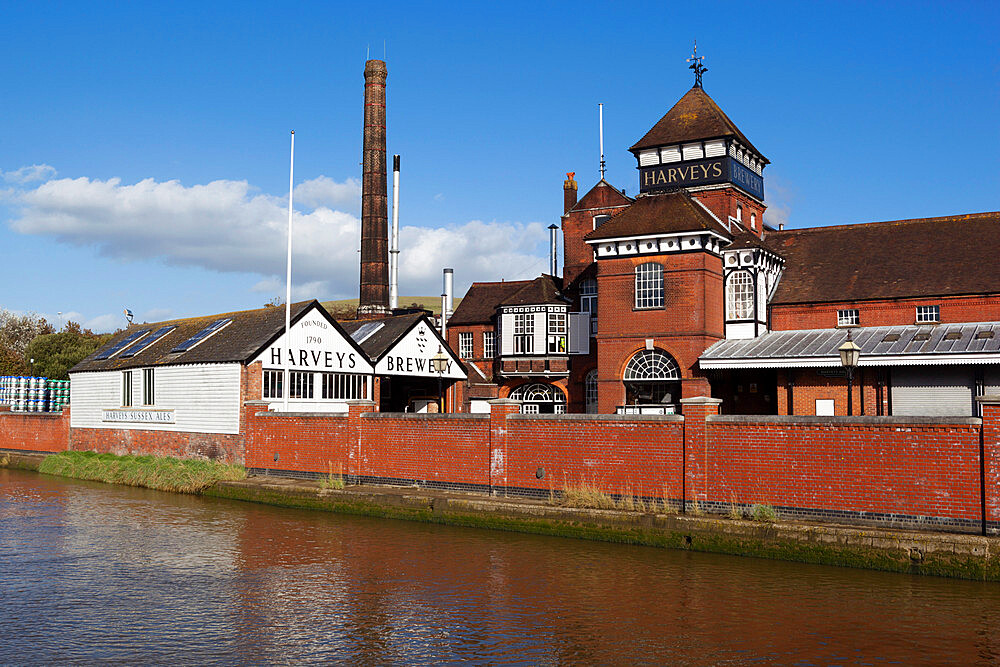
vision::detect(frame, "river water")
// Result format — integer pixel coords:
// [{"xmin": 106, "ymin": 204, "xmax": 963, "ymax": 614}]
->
[{"xmin": 1, "ymin": 468, "xmax": 999, "ymax": 665}]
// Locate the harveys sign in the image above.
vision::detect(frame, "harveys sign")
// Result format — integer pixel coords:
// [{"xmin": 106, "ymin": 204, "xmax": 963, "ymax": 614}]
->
[
  {"xmin": 375, "ymin": 320, "xmax": 466, "ymax": 379},
  {"xmin": 639, "ymin": 156, "xmax": 764, "ymax": 200},
  {"xmin": 253, "ymin": 309, "xmax": 374, "ymax": 374}
]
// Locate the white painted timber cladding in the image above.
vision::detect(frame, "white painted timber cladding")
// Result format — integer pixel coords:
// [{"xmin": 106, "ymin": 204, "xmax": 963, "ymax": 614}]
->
[
  {"xmin": 533, "ymin": 312, "xmax": 547, "ymax": 353},
  {"xmin": 500, "ymin": 313, "xmax": 515, "ymax": 355},
  {"xmin": 70, "ymin": 363, "xmax": 242, "ymax": 434}
]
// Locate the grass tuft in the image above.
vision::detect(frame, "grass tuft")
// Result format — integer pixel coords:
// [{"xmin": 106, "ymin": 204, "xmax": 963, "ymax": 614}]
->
[
  {"xmin": 319, "ymin": 461, "xmax": 345, "ymax": 490},
  {"xmin": 37, "ymin": 451, "xmax": 246, "ymax": 493},
  {"xmin": 750, "ymin": 503, "xmax": 778, "ymax": 522}
]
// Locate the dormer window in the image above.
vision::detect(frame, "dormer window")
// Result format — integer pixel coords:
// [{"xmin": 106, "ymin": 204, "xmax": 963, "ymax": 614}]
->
[{"xmin": 593, "ymin": 214, "xmax": 610, "ymax": 229}]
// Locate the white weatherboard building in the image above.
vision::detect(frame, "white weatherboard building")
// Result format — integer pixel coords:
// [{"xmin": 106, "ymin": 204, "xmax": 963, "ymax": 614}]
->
[{"xmin": 69, "ymin": 301, "xmax": 468, "ymax": 439}]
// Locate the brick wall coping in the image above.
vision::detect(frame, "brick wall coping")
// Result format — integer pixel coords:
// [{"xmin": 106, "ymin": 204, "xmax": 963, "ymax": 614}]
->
[
  {"xmin": 710, "ymin": 414, "xmax": 982, "ymax": 426},
  {"xmin": 363, "ymin": 412, "xmax": 489, "ymax": 421},
  {"xmin": 679, "ymin": 396, "xmax": 724, "ymax": 405},
  {"xmin": 0, "ymin": 412, "xmax": 65, "ymax": 420},
  {"xmin": 254, "ymin": 411, "xmax": 349, "ymax": 419},
  {"xmin": 976, "ymin": 395, "xmax": 1000, "ymax": 405},
  {"xmin": 509, "ymin": 413, "xmax": 684, "ymax": 423},
  {"xmin": 488, "ymin": 398, "xmax": 522, "ymax": 405}
]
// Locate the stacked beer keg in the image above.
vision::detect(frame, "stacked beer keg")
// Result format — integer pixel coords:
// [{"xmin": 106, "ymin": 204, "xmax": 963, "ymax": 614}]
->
[{"xmin": 0, "ymin": 376, "xmax": 70, "ymax": 412}]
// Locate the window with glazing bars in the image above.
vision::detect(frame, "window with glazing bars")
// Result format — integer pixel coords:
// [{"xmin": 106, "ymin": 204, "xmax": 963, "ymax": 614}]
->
[
  {"xmin": 726, "ymin": 271, "xmax": 754, "ymax": 320},
  {"xmin": 548, "ymin": 311, "xmax": 567, "ymax": 353},
  {"xmin": 837, "ymin": 309, "xmax": 860, "ymax": 327},
  {"xmin": 458, "ymin": 332, "xmax": 474, "ymax": 358},
  {"xmin": 916, "ymin": 305, "xmax": 940, "ymax": 323},
  {"xmin": 321, "ymin": 372, "xmax": 367, "ymax": 400},
  {"xmin": 634, "ymin": 263, "xmax": 664, "ymax": 309},
  {"xmin": 142, "ymin": 368, "xmax": 154, "ymax": 406},
  {"xmin": 514, "ymin": 313, "xmax": 534, "ymax": 354},
  {"xmin": 483, "ymin": 331, "xmax": 495, "ymax": 358},
  {"xmin": 581, "ymin": 278, "xmax": 598, "ymax": 335},
  {"xmin": 263, "ymin": 370, "xmax": 283, "ymax": 399},
  {"xmin": 122, "ymin": 370, "xmax": 133, "ymax": 407},
  {"xmin": 289, "ymin": 371, "xmax": 314, "ymax": 399}
]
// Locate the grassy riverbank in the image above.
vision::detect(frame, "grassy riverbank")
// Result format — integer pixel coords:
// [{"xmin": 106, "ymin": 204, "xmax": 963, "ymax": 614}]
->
[{"xmin": 37, "ymin": 451, "xmax": 246, "ymax": 493}]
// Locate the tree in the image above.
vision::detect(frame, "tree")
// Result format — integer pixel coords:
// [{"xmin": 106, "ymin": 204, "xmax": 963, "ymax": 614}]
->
[
  {"xmin": 0, "ymin": 310, "xmax": 54, "ymax": 375},
  {"xmin": 24, "ymin": 325, "xmax": 112, "ymax": 380}
]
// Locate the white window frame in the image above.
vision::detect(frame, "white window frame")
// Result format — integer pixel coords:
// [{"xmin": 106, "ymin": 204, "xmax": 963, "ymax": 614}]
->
[
  {"xmin": 593, "ymin": 214, "xmax": 611, "ymax": 229},
  {"xmin": 483, "ymin": 331, "xmax": 495, "ymax": 358},
  {"xmin": 837, "ymin": 309, "xmax": 860, "ymax": 327},
  {"xmin": 916, "ymin": 305, "xmax": 940, "ymax": 323},
  {"xmin": 289, "ymin": 370, "xmax": 314, "ymax": 399},
  {"xmin": 585, "ymin": 369, "xmax": 599, "ymax": 414},
  {"xmin": 726, "ymin": 271, "xmax": 754, "ymax": 320},
  {"xmin": 548, "ymin": 311, "xmax": 567, "ymax": 354},
  {"xmin": 320, "ymin": 372, "xmax": 367, "ymax": 400},
  {"xmin": 142, "ymin": 368, "xmax": 154, "ymax": 406},
  {"xmin": 263, "ymin": 369, "xmax": 283, "ymax": 399},
  {"xmin": 634, "ymin": 263, "xmax": 664, "ymax": 309},
  {"xmin": 121, "ymin": 370, "xmax": 133, "ymax": 407},
  {"xmin": 458, "ymin": 332, "xmax": 474, "ymax": 359},
  {"xmin": 514, "ymin": 313, "xmax": 534, "ymax": 354}
]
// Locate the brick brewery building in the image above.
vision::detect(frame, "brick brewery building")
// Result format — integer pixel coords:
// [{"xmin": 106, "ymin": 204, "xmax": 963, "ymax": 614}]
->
[{"xmin": 447, "ymin": 61, "xmax": 1000, "ymax": 417}]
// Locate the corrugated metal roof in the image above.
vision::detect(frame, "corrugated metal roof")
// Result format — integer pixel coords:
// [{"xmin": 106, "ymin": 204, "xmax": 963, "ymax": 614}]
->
[{"xmin": 700, "ymin": 322, "xmax": 1000, "ymax": 368}]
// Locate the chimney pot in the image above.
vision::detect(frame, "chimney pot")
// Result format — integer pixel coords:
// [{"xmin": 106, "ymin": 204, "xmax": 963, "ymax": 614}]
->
[{"xmin": 563, "ymin": 172, "xmax": 578, "ymax": 214}]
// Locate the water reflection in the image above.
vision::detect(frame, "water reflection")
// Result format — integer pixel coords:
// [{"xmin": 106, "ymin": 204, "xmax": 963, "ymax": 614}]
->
[{"xmin": 2, "ymin": 468, "xmax": 999, "ymax": 664}]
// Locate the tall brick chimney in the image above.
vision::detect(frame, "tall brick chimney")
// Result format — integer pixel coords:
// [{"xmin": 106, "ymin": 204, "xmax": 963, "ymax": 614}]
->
[
  {"xmin": 564, "ymin": 172, "xmax": 578, "ymax": 214},
  {"xmin": 358, "ymin": 59, "xmax": 390, "ymax": 318}
]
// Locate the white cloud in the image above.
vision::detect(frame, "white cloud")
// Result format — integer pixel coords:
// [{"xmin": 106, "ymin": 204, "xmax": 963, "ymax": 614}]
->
[
  {"xmin": 762, "ymin": 174, "xmax": 794, "ymax": 230},
  {"xmin": 84, "ymin": 313, "xmax": 122, "ymax": 333},
  {"xmin": 4, "ymin": 169, "xmax": 550, "ymax": 301},
  {"xmin": 293, "ymin": 176, "xmax": 361, "ymax": 211},
  {"xmin": 2, "ymin": 164, "xmax": 57, "ymax": 184}
]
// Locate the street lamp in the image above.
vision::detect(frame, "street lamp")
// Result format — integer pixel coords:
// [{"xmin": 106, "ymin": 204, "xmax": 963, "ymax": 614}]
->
[
  {"xmin": 838, "ymin": 329, "xmax": 861, "ymax": 416},
  {"xmin": 430, "ymin": 346, "xmax": 449, "ymax": 413}
]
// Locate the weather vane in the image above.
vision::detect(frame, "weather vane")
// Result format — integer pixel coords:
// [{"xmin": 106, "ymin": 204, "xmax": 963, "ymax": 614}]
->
[{"xmin": 687, "ymin": 41, "xmax": 707, "ymax": 88}]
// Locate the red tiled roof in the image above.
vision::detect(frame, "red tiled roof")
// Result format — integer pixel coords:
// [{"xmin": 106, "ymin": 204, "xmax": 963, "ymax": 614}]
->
[
  {"xmin": 570, "ymin": 179, "xmax": 633, "ymax": 212},
  {"xmin": 448, "ymin": 280, "xmax": 529, "ymax": 325},
  {"xmin": 498, "ymin": 274, "xmax": 567, "ymax": 307},
  {"xmin": 630, "ymin": 86, "xmax": 768, "ymax": 161},
  {"xmin": 767, "ymin": 212, "xmax": 1000, "ymax": 305},
  {"xmin": 584, "ymin": 191, "xmax": 732, "ymax": 242}
]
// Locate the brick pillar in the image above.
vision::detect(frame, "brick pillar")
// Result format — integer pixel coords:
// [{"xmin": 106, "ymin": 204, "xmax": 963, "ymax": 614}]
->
[
  {"xmin": 488, "ymin": 398, "xmax": 521, "ymax": 496},
  {"xmin": 242, "ymin": 400, "xmax": 269, "ymax": 469},
  {"xmin": 977, "ymin": 396, "xmax": 1000, "ymax": 532},
  {"xmin": 679, "ymin": 396, "xmax": 722, "ymax": 511},
  {"xmin": 347, "ymin": 400, "xmax": 377, "ymax": 483},
  {"xmin": 61, "ymin": 405, "xmax": 72, "ymax": 451}
]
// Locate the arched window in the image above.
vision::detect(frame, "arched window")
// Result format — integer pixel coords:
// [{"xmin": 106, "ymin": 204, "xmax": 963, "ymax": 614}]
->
[
  {"xmin": 622, "ymin": 349, "xmax": 681, "ymax": 409},
  {"xmin": 727, "ymin": 270, "xmax": 754, "ymax": 320},
  {"xmin": 585, "ymin": 369, "xmax": 599, "ymax": 414},
  {"xmin": 623, "ymin": 350, "xmax": 681, "ymax": 380},
  {"xmin": 510, "ymin": 383, "xmax": 566, "ymax": 414},
  {"xmin": 736, "ymin": 204, "xmax": 743, "ymax": 222},
  {"xmin": 750, "ymin": 212, "xmax": 756, "ymax": 229},
  {"xmin": 634, "ymin": 263, "xmax": 664, "ymax": 309}
]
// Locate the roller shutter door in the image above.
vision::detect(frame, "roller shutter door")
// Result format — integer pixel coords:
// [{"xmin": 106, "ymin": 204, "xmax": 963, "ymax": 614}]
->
[{"xmin": 891, "ymin": 367, "xmax": 973, "ymax": 416}]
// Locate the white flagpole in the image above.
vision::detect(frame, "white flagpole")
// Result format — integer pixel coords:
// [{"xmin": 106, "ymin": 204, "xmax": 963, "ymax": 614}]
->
[{"xmin": 284, "ymin": 130, "xmax": 295, "ymax": 412}]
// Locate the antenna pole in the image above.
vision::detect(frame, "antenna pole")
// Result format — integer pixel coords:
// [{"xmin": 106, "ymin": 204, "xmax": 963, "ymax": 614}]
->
[
  {"xmin": 284, "ymin": 130, "xmax": 294, "ymax": 412},
  {"xmin": 599, "ymin": 103, "xmax": 606, "ymax": 180}
]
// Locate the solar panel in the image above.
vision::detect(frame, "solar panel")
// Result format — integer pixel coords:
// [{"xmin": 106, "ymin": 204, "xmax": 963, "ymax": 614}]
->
[
  {"xmin": 170, "ymin": 318, "xmax": 232, "ymax": 353},
  {"xmin": 119, "ymin": 326, "xmax": 176, "ymax": 358},
  {"xmin": 350, "ymin": 321, "xmax": 385, "ymax": 344},
  {"xmin": 93, "ymin": 329, "xmax": 151, "ymax": 361}
]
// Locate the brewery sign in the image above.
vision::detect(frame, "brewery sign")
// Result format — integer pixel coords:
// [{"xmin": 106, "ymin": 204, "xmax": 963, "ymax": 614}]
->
[{"xmin": 639, "ymin": 156, "xmax": 764, "ymax": 200}]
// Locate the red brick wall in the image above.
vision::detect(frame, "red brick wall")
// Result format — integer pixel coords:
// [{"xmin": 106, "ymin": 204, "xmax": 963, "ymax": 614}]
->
[
  {"xmin": 702, "ymin": 415, "xmax": 985, "ymax": 524},
  {"xmin": 982, "ymin": 399, "xmax": 1000, "ymax": 525},
  {"xmin": 361, "ymin": 412, "xmax": 491, "ymax": 486},
  {"xmin": 243, "ymin": 403, "xmax": 353, "ymax": 474},
  {"xmin": 776, "ymin": 368, "xmax": 885, "ymax": 416},
  {"xmin": 71, "ymin": 425, "xmax": 244, "ymax": 463},
  {"xmin": 503, "ymin": 414, "xmax": 685, "ymax": 498},
  {"xmin": 771, "ymin": 294, "xmax": 1000, "ymax": 330},
  {"xmin": 0, "ymin": 406, "xmax": 69, "ymax": 453},
  {"xmin": 689, "ymin": 187, "xmax": 766, "ymax": 237}
]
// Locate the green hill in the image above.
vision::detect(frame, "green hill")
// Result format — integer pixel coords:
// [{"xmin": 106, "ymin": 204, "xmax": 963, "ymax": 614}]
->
[{"xmin": 321, "ymin": 296, "xmax": 461, "ymax": 318}]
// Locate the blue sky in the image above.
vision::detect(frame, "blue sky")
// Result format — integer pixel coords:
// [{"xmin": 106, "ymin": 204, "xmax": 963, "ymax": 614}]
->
[{"xmin": 1, "ymin": 1, "xmax": 997, "ymax": 332}]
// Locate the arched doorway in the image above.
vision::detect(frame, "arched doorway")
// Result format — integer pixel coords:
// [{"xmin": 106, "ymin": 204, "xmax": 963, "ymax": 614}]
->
[
  {"xmin": 622, "ymin": 349, "xmax": 681, "ymax": 414},
  {"xmin": 509, "ymin": 383, "xmax": 566, "ymax": 414}
]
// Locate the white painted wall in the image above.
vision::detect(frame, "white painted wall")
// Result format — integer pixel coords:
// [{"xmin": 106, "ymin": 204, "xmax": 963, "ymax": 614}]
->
[{"xmin": 70, "ymin": 363, "xmax": 243, "ymax": 434}]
